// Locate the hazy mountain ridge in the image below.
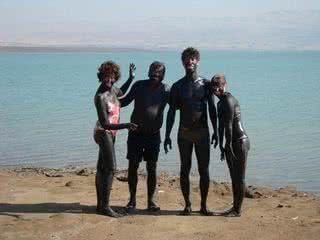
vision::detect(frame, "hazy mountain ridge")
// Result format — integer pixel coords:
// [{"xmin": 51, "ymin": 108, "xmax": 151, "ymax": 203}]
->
[{"xmin": 1, "ymin": 10, "xmax": 319, "ymax": 50}]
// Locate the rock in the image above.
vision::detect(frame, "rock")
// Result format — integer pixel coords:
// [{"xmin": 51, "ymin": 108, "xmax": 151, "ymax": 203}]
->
[
  {"xmin": 277, "ymin": 186, "xmax": 297, "ymax": 194},
  {"xmin": 312, "ymin": 219, "xmax": 320, "ymax": 223},
  {"xmin": 245, "ymin": 185, "xmax": 263, "ymax": 199},
  {"xmin": 116, "ymin": 176, "xmax": 128, "ymax": 182},
  {"xmin": 44, "ymin": 172, "xmax": 63, "ymax": 177},
  {"xmin": 276, "ymin": 204, "xmax": 284, "ymax": 208},
  {"xmin": 65, "ymin": 181, "xmax": 73, "ymax": 187},
  {"xmin": 212, "ymin": 182, "xmax": 231, "ymax": 196},
  {"xmin": 76, "ymin": 168, "xmax": 92, "ymax": 176},
  {"xmin": 169, "ymin": 179, "xmax": 176, "ymax": 184}
]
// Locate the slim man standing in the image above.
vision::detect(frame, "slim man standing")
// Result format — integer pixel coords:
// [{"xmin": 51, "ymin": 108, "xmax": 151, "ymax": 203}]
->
[
  {"xmin": 120, "ymin": 61, "xmax": 170, "ymax": 212},
  {"xmin": 164, "ymin": 47, "xmax": 218, "ymax": 215}
]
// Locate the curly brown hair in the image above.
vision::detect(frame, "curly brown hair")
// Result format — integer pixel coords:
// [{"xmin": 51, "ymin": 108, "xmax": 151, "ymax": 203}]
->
[
  {"xmin": 181, "ymin": 47, "xmax": 200, "ymax": 62},
  {"xmin": 97, "ymin": 61, "xmax": 121, "ymax": 82}
]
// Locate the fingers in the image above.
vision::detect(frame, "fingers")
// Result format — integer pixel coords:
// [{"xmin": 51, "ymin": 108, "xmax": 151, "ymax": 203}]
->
[
  {"xmin": 164, "ymin": 138, "xmax": 171, "ymax": 154},
  {"xmin": 130, "ymin": 123, "xmax": 138, "ymax": 131},
  {"xmin": 164, "ymin": 144, "xmax": 168, "ymax": 154},
  {"xmin": 129, "ymin": 63, "xmax": 136, "ymax": 71},
  {"xmin": 220, "ymin": 153, "xmax": 225, "ymax": 161}
]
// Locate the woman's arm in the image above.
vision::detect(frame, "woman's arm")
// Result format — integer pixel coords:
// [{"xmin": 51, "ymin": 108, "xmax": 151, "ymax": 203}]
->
[
  {"xmin": 208, "ymin": 93, "xmax": 218, "ymax": 147},
  {"xmin": 222, "ymin": 96, "xmax": 236, "ymax": 158},
  {"xmin": 218, "ymin": 104, "xmax": 225, "ymax": 160}
]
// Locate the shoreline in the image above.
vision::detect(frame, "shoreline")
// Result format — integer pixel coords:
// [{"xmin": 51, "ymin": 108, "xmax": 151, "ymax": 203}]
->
[
  {"xmin": 1, "ymin": 165, "xmax": 318, "ymax": 195},
  {"xmin": 1, "ymin": 166, "xmax": 319, "ymax": 240},
  {"xmin": 1, "ymin": 46, "xmax": 320, "ymax": 53}
]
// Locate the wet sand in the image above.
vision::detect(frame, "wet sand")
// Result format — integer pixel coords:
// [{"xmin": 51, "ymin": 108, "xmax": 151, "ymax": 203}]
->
[{"xmin": 0, "ymin": 167, "xmax": 319, "ymax": 240}]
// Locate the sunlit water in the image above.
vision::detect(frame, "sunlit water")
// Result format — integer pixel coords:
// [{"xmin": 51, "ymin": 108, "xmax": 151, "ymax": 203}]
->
[{"xmin": 0, "ymin": 51, "xmax": 319, "ymax": 193}]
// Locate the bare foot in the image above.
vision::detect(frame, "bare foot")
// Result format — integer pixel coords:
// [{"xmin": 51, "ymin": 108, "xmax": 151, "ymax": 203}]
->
[{"xmin": 180, "ymin": 206, "xmax": 192, "ymax": 216}]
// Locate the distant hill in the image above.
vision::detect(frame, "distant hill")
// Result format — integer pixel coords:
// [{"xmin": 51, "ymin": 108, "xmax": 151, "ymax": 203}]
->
[{"xmin": 1, "ymin": 10, "xmax": 319, "ymax": 50}]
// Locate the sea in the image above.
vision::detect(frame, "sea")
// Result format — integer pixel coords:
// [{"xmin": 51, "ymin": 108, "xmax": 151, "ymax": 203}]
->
[{"xmin": 0, "ymin": 50, "xmax": 319, "ymax": 194}]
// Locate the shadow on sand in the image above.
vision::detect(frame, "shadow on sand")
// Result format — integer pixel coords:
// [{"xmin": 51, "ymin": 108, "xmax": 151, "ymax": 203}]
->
[{"xmin": 0, "ymin": 203, "xmax": 185, "ymax": 217}]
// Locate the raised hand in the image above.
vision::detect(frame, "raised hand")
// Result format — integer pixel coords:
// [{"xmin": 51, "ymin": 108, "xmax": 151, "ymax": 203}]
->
[{"xmin": 129, "ymin": 63, "xmax": 136, "ymax": 79}]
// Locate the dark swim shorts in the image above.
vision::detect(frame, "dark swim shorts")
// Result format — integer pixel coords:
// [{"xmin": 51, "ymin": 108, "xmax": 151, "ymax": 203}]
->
[{"xmin": 127, "ymin": 131, "xmax": 161, "ymax": 163}]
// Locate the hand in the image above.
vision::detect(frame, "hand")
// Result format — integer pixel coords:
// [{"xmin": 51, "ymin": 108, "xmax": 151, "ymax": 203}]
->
[
  {"xmin": 225, "ymin": 144, "xmax": 237, "ymax": 160},
  {"xmin": 220, "ymin": 151, "xmax": 225, "ymax": 161},
  {"xmin": 129, "ymin": 63, "xmax": 136, "ymax": 79},
  {"xmin": 93, "ymin": 126, "xmax": 105, "ymax": 144},
  {"xmin": 164, "ymin": 137, "xmax": 172, "ymax": 154},
  {"xmin": 126, "ymin": 123, "xmax": 138, "ymax": 131},
  {"xmin": 211, "ymin": 133, "xmax": 218, "ymax": 148}
]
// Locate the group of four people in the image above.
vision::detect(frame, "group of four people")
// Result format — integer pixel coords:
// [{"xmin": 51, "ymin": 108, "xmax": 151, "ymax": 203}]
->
[{"xmin": 93, "ymin": 47, "xmax": 250, "ymax": 218}]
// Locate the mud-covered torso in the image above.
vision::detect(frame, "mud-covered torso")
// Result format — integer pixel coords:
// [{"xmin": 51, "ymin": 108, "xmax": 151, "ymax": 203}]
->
[
  {"xmin": 170, "ymin": 77, "xmax": 211, "ymax": 129},
  {"xmin": 129, "ymin": 80, "xmax": 170, "ymax": 134},
  {"xmin": 218, "ymin": 92, "xmax": 247, "ymax": 140},
  {"xmin": 95, "ymin": 86, "xmax": 120, "ymax": 136}
]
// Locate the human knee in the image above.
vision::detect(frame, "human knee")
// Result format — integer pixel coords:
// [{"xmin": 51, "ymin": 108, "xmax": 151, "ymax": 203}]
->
[
  {"xmin": 147, "ymin": 161, "xmax": 157, "ymax": 174},
  {"xmin": 128, "ymin": 160, "xmax": 139, "ymax": 171},
  {"xmin": 98, "ymin": 167, "xmax": 115, "ymax": 176},
  {"xmin": 180, "ymin": 164, "xmax": 191, "ymax": 178},
  {"xmin": 198, "ymin": 166, "xmax": 209, "ymax": 178}
]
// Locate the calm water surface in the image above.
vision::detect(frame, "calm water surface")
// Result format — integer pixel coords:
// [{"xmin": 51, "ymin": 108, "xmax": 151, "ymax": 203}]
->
[{"xmin": 0, "ymin": 51, "xmax": 319, "ymax": 193}]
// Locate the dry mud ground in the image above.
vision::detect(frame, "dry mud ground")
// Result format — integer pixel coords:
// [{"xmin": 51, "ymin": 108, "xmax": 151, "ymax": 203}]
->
[{"xmin": 0, "ymin": 167, "xmax": 319, "ymax": 240}]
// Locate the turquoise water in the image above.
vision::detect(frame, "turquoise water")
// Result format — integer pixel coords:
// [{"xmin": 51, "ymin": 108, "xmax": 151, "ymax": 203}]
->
[{"xmin": 0, "ymin": 51, "xmax": 319, "ymax": 193}]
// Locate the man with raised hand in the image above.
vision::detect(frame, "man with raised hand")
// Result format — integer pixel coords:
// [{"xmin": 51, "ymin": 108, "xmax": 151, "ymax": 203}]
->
[{"xmin": 120, "ymin": 61, "xmax": 170, "ymax": 212}]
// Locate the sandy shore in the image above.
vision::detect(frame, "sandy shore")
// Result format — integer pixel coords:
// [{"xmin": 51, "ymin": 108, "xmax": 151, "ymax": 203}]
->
[{"xmin": 0, "ymin": 167, "xmax": 319, "ymax": 240}]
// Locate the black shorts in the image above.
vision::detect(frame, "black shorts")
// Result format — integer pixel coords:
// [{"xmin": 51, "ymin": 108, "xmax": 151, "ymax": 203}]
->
[{"xmin": 127, "ymin": 131, "xmax": 161, "ymax": 163}]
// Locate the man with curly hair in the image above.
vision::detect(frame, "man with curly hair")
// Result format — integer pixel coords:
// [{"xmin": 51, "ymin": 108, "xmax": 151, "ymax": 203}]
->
[
  {"xmin": 164, "ymin": 47, "xmax": 218, "ymax": 215},
  {"xmin": 94, "ymin": 61, "xmax": 137, "ymax": 217}
]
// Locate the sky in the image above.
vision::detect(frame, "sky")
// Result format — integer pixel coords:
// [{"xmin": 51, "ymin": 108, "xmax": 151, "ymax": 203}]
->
[
  {"xmin": 1, "ymin": 0, "xmax": 320, "ymax": 20},
  {"xmin": 1, "ymin": 0, "xmax": 320, "ymax": 49}
]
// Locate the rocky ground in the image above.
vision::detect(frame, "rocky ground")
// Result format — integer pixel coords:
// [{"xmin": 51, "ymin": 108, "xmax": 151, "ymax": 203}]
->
[{"xmin": 0, "ymin": 167, "xmax": 319, "ymax": 240}]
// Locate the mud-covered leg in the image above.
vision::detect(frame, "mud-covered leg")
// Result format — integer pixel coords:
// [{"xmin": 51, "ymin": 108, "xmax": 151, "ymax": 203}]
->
[
  {"xmin": 178, "ymin": 137, "xmax": 193, "ymax": 215},
  {"xmin": 126, "ymin": 159, "xmax": 139, "ymax": 212},
  {"xmin": 195, "ymin": 136, "xmax": 212, "ymax": 216},
  {"xmin": 96, "ymin": 133, "xmax": 121, "ymax": 217},
  {"xmin": 232, "ymin": 139, "xmax": 249, "ymax": 216},
  {"xmin": 146, "ymin": 160, "xmax": 160, "ymax": 211},
  {"xmin": 213, "ymin": 149, "xmax": 236, "ymax": 216}
]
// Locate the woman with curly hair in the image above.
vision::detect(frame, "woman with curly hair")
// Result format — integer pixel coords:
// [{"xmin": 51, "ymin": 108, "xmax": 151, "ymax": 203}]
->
[{"xmin": 94, "ymin": 61, "xmax": 137, "ymax": 217}]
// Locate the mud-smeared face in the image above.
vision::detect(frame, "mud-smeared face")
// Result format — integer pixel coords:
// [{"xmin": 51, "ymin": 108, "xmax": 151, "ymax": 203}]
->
[
  {"xmin": 182, "ymin": 56, "xmax": 199, "ymax": 73},
  {"xmin": 102, "ymin": 76, "xmax": 115, "ymax": 89},
  {"xmin": 212, "ymin": 85, "xmax": 223, "ymax": 97},
  {"xmin": 149, "ymin": 65, "xmax": 165, "ymax": 83},
  {"xmin": 211, "ymin": 74, "xmax": 226, "ymax": 97}
]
